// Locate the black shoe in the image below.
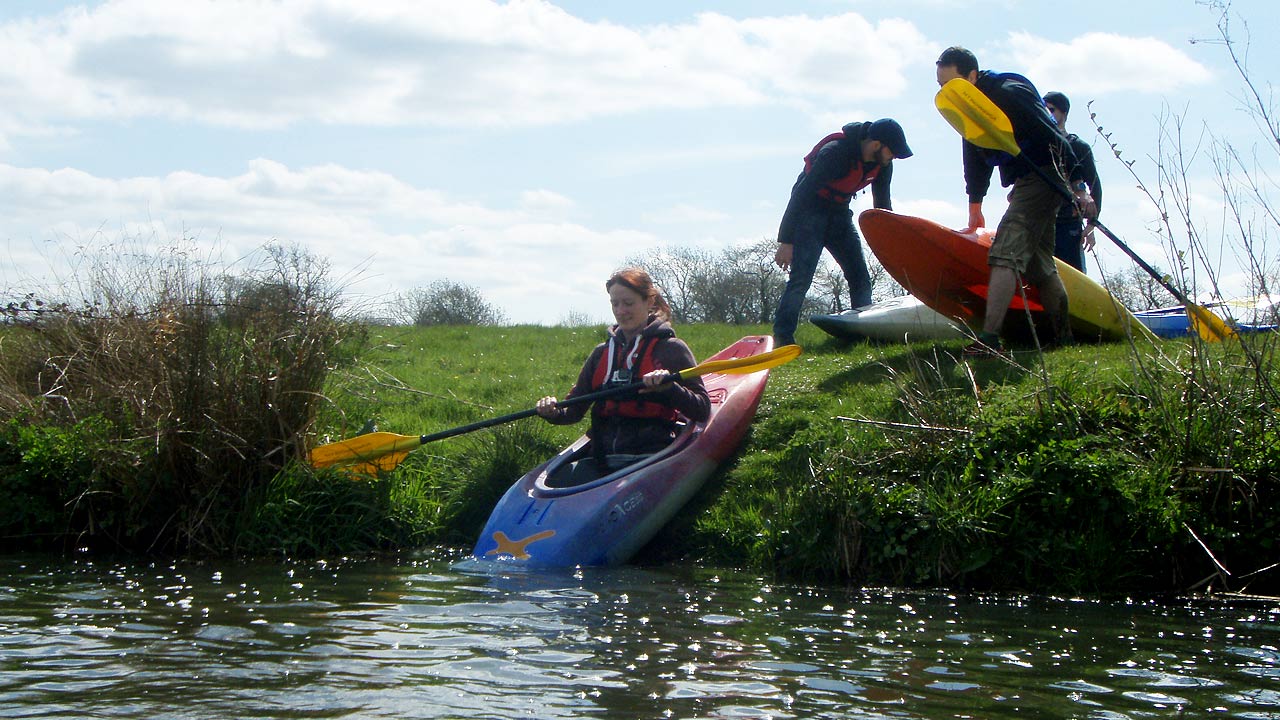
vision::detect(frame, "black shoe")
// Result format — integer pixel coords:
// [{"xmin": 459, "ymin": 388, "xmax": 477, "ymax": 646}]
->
[
  {"xmin": 774, "ymin": 335, "xmax": 796, "ymax": 347},
  {"xmin": 962, "ymin": 332, "xmax": 1008, "ymax": 359}
]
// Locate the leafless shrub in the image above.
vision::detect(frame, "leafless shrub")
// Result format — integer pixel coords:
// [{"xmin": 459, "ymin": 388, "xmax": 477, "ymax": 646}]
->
[
  {"xmin": 393, "ymin": 279, "xmax": 507, "ymax": 326},
  {"xmin": 632, "ymin": 237, "xmax": 879, "ymax": 323}
]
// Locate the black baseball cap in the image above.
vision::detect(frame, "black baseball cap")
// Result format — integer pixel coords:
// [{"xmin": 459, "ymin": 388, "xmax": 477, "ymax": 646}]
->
[
  {"xmin": 1043, "ymin": 91, "xmax": 1070, "ymax": 114},
  {"xmin": 867, "ymin": 119, "xmax": 913, "ymax": 159}
]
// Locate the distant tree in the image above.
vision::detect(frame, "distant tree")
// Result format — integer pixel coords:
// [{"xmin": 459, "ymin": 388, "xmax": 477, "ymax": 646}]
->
[
  {"xmin": 687, "ymin": 239, "xmax": 787, "ymax": 323},
  {"xmin": 869, "ymin": 256, "xmax": 906, "ymax": 302},
  {"xmin": 691, "ymin": 265, "xmax": 757, "ymax": 324},
  {"xmin": 733, "ymin": 238, "xmax": 788, "ymax": 323},
  {"xmin": 629, "ymin": 246, "xmax": 714, "ymax": 323},
  {"xmin": 1102, "ymin": 266, "xmax": 1175, "ymax": 311},
  {"xmin": 797, "ymin": 247, "xmax": 900, "ymax": 313},
  {"xmin": 395, "ymin": 280, "xmax": 507, "ymax": 326},
  {"xmin": 557, "ymin": 310, "xmax": 599, "ymax": 328},
  {"xmin": 629, "ymin": 237, "xmax": 883, "ymax": 324},
  {"xmin": 810, "ymin": 261, "xmax": 851, "ymax": 313}
]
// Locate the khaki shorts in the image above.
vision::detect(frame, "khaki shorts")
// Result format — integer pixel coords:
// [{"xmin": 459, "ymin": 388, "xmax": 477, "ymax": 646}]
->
[{"xmin": 987, "ymin": 170, "xmax": 1064, "ymax": 283}]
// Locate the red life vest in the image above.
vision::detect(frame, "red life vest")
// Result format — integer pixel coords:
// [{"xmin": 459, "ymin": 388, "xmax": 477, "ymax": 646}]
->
[
  {"xmin": 590, "ymin": 334, "xmax": 680, "ymax": 422},
  {"xmin": 804, "ymin": 131, "xmax": 881, "ymax": 204}
]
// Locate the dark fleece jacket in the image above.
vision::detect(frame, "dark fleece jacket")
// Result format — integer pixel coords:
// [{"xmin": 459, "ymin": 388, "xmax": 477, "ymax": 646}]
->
[
  {"xmin": 777, "ymin": 121, "xmax": 896, "ymax": 245},
  {"xmin": 546, "ymin": 316, "xmax": 710, "ymax": 456},
  {"xmin": 963, "ymin": 71, "xmax": 1082, "ymax": 203}
]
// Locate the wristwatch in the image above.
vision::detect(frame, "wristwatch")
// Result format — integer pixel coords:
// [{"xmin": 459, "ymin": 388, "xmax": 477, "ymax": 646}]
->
[{"xmin": 1075, "ymin": 182, "xmax": 1088, "ymax": 192}]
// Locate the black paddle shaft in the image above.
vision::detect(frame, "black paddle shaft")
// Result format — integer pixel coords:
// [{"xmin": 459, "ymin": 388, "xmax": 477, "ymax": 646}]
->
[
  {"xmin": 416, "ymin": 373, "xmax": 680, "ymax": 445},
  {"xmin": 1019, "ymin": 160, "xmax": 1194, "ymax": 307}
]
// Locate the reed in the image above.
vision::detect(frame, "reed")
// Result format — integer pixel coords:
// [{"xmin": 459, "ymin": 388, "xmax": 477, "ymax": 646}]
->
[{"xmin": 0, "ymin": 240, "xmax": 353, "ymax": 553}]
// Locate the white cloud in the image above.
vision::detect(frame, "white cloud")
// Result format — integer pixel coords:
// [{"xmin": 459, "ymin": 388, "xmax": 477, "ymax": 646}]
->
[
  {"xmin": 517, "ymin": 189, "xmax": 575, "ymax": 218},
  {"xmin": 1007, "ymin": 31, "xmax": 1214, "ymax": 96},
  {"xmin": 0, "ymin": 159, "xmax": 662, "ymax": 323},
  {"xmin": 0, "ymin": 0, "xmax": 934, "ymax": 138}
]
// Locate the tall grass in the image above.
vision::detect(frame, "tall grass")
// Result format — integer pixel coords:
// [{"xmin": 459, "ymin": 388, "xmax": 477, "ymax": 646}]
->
[
  {"xmin": 683, "ymin": 334, "xmax": 1280, "ymax": 596},
  {"xmin": 0, "ymin": 240, "xmax": 355, "ymax": 553}
]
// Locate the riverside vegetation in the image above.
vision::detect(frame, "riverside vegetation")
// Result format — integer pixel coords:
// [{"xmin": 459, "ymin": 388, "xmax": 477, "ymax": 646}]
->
[
  {"xmin": 325, "ymin": 321, "xmax": 1280, "ymax": 597},
  {"xmin": 3, "ymin": 284, "xmax": 1279, "ymax": 596}
]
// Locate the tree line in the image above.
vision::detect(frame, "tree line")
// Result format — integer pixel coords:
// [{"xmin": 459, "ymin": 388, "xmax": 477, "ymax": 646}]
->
[
  {"xmin": 391, "ymin": 237, "xmax": 1210, "ymax": 328},
  {"xmin": 389, "ymin": 238, "xmax": 897, "ymax": 327}
]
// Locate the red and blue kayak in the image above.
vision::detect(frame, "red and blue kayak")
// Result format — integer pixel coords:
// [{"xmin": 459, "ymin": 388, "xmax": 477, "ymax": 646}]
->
[{"xmin": 470, "ymin": 335, "xmax": 774, "ymax": 568}]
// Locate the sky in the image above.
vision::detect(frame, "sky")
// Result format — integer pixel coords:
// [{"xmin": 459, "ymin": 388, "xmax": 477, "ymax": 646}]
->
[{"xmin": 1, "ymin": 0, "xmax": 1275, "ymax": 325}]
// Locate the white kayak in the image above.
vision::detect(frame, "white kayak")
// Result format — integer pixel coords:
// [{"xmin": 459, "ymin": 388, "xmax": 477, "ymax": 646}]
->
[{"xmin": 810, "ymin": 295, "xmax": 965, "ymax": 343}]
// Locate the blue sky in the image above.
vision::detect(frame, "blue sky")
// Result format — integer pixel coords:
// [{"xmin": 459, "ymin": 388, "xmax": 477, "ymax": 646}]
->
[{"xmin": 1, "ymin": 0, "xmax": 1274, "ymax": 324}]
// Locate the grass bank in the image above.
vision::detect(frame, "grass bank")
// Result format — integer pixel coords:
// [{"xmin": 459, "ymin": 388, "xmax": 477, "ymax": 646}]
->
[
  {"xmin": 4, "ymin": 314, "xmax": 1278, "ymax": 596},
  {"xmin": 301, "ymin": 321, "xmax": 1278, "ymax": 596}
]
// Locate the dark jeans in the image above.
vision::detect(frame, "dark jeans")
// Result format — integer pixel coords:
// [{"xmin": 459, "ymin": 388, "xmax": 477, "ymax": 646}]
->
[
  {"xmin": 772, "ymin": 207, "xmax": 871, "ymax": 344},
  {"xmin": 1054, "ymin": 218, "xmax": 1086, "ymax": 273}
]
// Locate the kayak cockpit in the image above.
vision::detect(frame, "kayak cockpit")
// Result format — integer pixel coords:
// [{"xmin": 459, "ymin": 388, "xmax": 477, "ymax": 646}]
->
[{"xmin": 533, "ymin": 421, "xmax": 700, "ymax": 497}]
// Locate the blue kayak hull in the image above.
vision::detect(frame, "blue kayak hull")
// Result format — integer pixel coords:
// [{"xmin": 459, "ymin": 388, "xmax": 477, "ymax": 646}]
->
[
  {"xmin": 1135, "ymin": 305, "xmax": 1278, "ymax": 338},
  {"xmin": 1134, "ymin": 307, "xmax": 1195, "ymax": 338}
]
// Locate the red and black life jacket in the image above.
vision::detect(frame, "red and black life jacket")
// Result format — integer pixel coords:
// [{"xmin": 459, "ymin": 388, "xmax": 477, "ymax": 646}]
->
[
  {"xmin": 804, "ymin": 131, "xmax": 881, "ymax": 204},
  {"xmin": 590, "ymin": 334, "xmax": 679, "ymax": 422}
]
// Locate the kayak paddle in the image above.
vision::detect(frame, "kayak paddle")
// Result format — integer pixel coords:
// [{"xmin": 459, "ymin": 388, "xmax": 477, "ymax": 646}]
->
[
  {"xmin": 935, "ymin": 78, "xmax": 1235, "ymax": 342},
  {"xmin": 309, "ymin": 342, "xmax": 802, "ymax": 473}
]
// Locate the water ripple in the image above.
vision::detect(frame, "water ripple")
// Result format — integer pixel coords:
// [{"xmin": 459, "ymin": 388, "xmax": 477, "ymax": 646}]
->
[{"xmin": 0, "ymin": 553, "xmax": 1277, "ymax": 719}]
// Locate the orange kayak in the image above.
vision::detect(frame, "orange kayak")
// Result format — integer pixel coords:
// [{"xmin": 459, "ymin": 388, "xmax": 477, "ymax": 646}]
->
[{"xmin": 859, "ymin": 209, "xmax": 1155, "ymax": 343}]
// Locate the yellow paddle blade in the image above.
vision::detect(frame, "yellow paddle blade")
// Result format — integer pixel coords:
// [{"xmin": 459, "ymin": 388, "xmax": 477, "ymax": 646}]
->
[
  {"xmin": 342, "ymin": 450, "xmax": 412, "ymax": 477},
  {"xmin": 1187, "ymin": 303, "xmax": 1237, "ymax": 342},
  {"xmin": 309, "ymin": 431, "xmax": 422, "ymax": 470},
  {"xmin": 689, "ymin": 344, "xmax": 802, "ymax": 377},
  {"xmin": 934, "ymin": 78, "xmax": 1021, "ymax": 156}
]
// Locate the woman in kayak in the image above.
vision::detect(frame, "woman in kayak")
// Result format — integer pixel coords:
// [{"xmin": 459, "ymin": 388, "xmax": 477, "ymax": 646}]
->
[{"xmin": 536, "ymin": 268, "xmax": 711, "ymax": 480}]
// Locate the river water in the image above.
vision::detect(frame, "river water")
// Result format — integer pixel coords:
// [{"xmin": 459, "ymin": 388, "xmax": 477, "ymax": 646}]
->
[{"xmin": 2, "ymin": 549, "xmax": 1278, "ymax": 719}]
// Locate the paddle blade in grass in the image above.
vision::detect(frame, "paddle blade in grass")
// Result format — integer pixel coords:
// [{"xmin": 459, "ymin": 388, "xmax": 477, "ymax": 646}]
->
[{"xmin": 309, "ymin": 432, "xmax": 423, "ymax": 472}]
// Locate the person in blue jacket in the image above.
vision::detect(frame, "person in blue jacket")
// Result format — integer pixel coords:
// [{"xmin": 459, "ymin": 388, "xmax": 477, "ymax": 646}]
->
[
  {"xmin": 1043, "ymin": 91, "xmax": 1103, "ymax": 273},
  {"xmin": 935, "ymin": 47, "xmax": 1096, "ymax": 356},
  {"xmin": 771, "ymin": 119, "xmax": 913, "ymax": 347}
]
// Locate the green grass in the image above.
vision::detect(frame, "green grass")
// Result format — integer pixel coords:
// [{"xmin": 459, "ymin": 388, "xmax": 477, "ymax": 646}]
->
[
  {"xmin": 296, "ymin": 321, "xmax": 1280, "ymax": 595},
  {"xmin": 6, "ymin": 315, "xmax": 1278, "ymax": 595}
]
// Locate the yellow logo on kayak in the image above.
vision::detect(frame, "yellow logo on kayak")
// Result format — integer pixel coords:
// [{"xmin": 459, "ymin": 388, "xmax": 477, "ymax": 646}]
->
[{"xmin": 486, "ymin": 530, "xmax": 556, "ymax": 560}]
